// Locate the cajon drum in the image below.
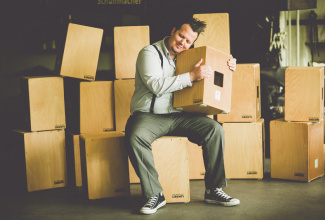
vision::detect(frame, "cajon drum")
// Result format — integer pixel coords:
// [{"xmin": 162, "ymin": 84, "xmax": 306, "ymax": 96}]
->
[
  {"xmin": 223, "ymin": 119, "xmax": 265, "ymax": 179},
  {"xmin": 65, "ymin": 79, "xmax": 114, "ymax": 134},
  {"xmin": 129, "ymin": 136, "xmax": 190, "ymax": 203},
  {"xmin": 193, "ymin": 13, "xmax": 230, "ymax": 54},
  {"xmin": 270, "ymin": 118, "xmax": 324, "ymax": 182},
  {"xmin": 21, "ymin": 76, "xmax": 66, "ymax": 131},
  {"xmin": 80, "ymin": 132, "xmax": 129, "ymax": 199},
  {"xmin": 66, "ymin": 132, "xmax": 82, "ymax": 187},
  {"xmin": 13, "ymin": 129, "xmax": 67, "ymax": 192},
  {"xmin": 217, "ymin": 64, "xmax": 261, "ymax": 122},
  {"xmin": 174, "ymin": 46, "xmax": 233, "ymax": 115},
  {"xmin": 114, "ymin": 26, "xmax": 150, "ymax": 79},
  {"xmin": 187, "ymin": 141, "xmax": 205, "ymax": 180},
  {"xmin": 285, "ymin": 67, "xmax": 324, "ymax": 122},
  {"xmin": 114, "ymin": 79, "xmax": 135, "ymax": 131},
  {"xmin": 58, "ymin": 23, "xmax": 103, "ymax": 81}
]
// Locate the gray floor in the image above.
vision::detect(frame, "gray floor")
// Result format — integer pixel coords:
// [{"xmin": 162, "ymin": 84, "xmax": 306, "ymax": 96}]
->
[{"xmin": 1, "ymin": 158, "xmax": 325, "ymax": 220}]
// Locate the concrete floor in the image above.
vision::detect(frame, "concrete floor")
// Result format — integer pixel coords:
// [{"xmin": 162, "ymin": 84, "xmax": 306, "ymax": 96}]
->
[{"xmin": 1, "ymin": 158, "xmax": 325, "ymax": 220}]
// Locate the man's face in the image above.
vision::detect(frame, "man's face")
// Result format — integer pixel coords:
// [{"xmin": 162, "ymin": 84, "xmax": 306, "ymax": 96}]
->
[{"xmin": 167, "ymin": 24, "xmax": 198, "ymax": 57}]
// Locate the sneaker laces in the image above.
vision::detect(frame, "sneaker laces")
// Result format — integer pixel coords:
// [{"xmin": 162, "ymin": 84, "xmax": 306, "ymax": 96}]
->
[
  {"xmin": 214, "ymin": 189, "xmax": 232, "ymax": 200},
  {"xmin": 144, "ymin": 194, "xmax": 159, "ymax": 208}
]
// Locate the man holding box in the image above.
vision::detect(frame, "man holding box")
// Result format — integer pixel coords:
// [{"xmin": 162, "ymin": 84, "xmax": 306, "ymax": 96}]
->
[{"xmin": 125, "ymin": 17, "xmax": 239, "ymax": 215}]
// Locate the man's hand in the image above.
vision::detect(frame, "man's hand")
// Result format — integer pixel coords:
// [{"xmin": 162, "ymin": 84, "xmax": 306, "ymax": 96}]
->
[
  {"xmin": 189, "ymin": 58, "xmax": 213, "ymax": 82},
  {"xmin": 227, "ymin": 58, "xmax": 237, "ymax": 71}
]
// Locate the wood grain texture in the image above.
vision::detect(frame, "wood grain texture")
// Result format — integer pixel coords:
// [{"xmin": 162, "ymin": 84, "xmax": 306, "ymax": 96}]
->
[
  {"xmin": 114, "ymin": 26, "xmax": 150, "ymax": 79},
  {"xmin": 270, "ymin": 118, "xmax": 324, "ymax": 182},
  {"xmin": 80, "ymin": 81, "xmax": 114, "ymax": 133},
  {"xmin": 223, "ymin": 119, "xmax": 265, "ymax": 179},
  {"xmin": 114, "ymin": 79, "xmax": 135, "ymax": 131},
  {"xmin": 285, "ymin": 67, "xmax": 324, "ymax": 122},
  {"xmin": 24, "ymin": 76, "xmax": 66, "ymax": 131},
  {"xmin": 128, "ymin": 136, "xmax": 190, "ymax": 203},
  {"xmin": 80, "ymin": 132, "xmax": 130, "ymax": 199},
  {"xmin": 66, "ymin": 132, "xmax": 82, "ymax": 187},
  {"xmin": 16, "ymin": 129, "xmax": 67, "ymax": 192},
  {"xmin": 193, "ymin": 13, "xmax": 230, "ymax": 54},
  {"xmin": 217, "ymin": 64, "xmax": 261, "ymax": 122},
  {"xmin": 187, "ymin": 141, "xmax": 205, "ymax": 180},
  {"xmin": 60, "ymin": 23, "xmax": 103, "ymax": 80},
  {"xmin": 174, "ymin": 46, "xmax": 233, "ymax": 115}
]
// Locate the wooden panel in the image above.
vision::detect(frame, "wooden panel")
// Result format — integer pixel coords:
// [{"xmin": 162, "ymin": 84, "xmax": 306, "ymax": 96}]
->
[
  {"xmin": 217, "ymin": 64, "xmax": 261, "ymax": 122},
  {"xmin": 128, "ymin": 136, "xmax": 190, "ymax": 203},
  {"xmin": 193, "ymin": 13, "xmax": 230, "ymax": 54},
  {"xmin": 174, "ymin": 46, "xmax": 233, "ymax": 115},
  {"xmin": 114, "ymin": 26, "xmax": 150, "ymax": 79},
  {"xmin": 15, "ymin": 129, "xmax": 67, "ymax": 192},
  {"xmin": 223, "ymin": 119, "xmax": 264, "ymax": 179},
  {"xmin": 270, "ymin": 118, "xmax": 324, "ymax": 182},
  {"xmin": 59, "ymin": 23, "xmax": 103, "ymax": 81},
  {"xmin": 80, "ymin": 132, "xmax": 130, "ymax": 199},
  {"xmin": 114, "ymin": 79, "xmax": 135, "ymax": 131},
  {"xmin": 22, "ymin": 76, "xmax": 66, "ymax": 131},
  {"xmin": 66, "ymin": 132, "xmax": 82, "ymax": 187},
  {"xmin": 80, "ymin": 81, "xmax": 115, "ymax": 133},
  {"xmin": 285, "ymin": 67, "xmax": 324, "ymax": 122},
  {"xmin": 187, "ymin": 141, "xmax": 205, "ymax": 180}
]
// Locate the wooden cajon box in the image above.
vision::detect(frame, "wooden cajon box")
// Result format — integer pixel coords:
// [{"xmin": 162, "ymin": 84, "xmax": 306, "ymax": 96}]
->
[
  {"xmin": 114, "ymin": 79, "xmax": 135, "ymax": 131},
  {"xmin": 21, "ymin": 76, "xmax": 66, "ymax": 131},
  {"xmin": 174, "ymin": 46, "xmax": 233, "ymax": 115},
  {"xmin": 129, "ymin": 136, "xmax": 190, "ymax": 203},
  {"xmin": 114, "ymin": 26, "xmax": 150, "ymax": 79},
  {"xmin": 217, "ymin": 64, "xmax": 261, "ymax": 122},
  {"xmin": 223, "ymin": 119, "xmax": 265, "ymax": 179},
  {"xmin": 187, "ymin": 141, "xmax": 205, "ymax": 180},
  {"xmin": 66, "ymin": 132, "xmax": 82, "ymax": 187},
  {"xmin": 79, "ymin": 132, "xmax": 130, "ymax": 199},
  {"xmin": 13, "ymin": 129, "xmax": 67, "ymax": 192},
  {"xmin": 65, "ymin": 79, "xmax": 114, "ymax": 134},
  {"xmin": 270, "ymin": 118, "xmax": 324, "ymax": 182},
  {"xmin": 193, "ymin": 13, "xmax": 230, "ymax": 54},
  {"xmin": 285, "ymin": 67, "xmax": 324, "ymax": 122},
  {"xmin": 58, "ymin": 23, "xmax": 103, "ymax": 81}
]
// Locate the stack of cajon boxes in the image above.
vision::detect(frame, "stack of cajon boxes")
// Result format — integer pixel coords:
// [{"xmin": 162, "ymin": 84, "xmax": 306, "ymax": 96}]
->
[
  {"xmin": 270, "ymin": 67, "xmax": 324, "ymax": 182},
  {"xmin": 13, "ymin": 76, "xmax": 67, "ymax": 192}
]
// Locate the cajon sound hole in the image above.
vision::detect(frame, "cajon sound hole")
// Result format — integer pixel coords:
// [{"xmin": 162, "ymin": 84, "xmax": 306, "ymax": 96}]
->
[{"xmin": 214, "ymin": 71, "xmax": 224, "ymax": 87}]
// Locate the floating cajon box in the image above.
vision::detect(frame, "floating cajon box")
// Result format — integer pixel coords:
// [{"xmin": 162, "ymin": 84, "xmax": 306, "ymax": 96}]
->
[
  {"xmin": 58, "ymin": 23, "xmax": 103, "ymax": 81},
  {"xmin": 285, "ymin": 67, "xmax": 324, "ymax": 122},
  {"xmin": 223, "ymin": 119, "xmax": 265, "ymax": 179},
  {"xmin": 114, "ymin": 26, "xmax": 150, "ymax": 79},
  {"xmin": 129, "ymin": 136, "xmax": 190, "ymax": 203},
  {"xmin": 65, "ymin": 79, "xmax": 114, "ymax": 134},
  {"xmin": 66, "ymin": 132, "xmax": 82, "ymax": 187},
  {"xmin": 270, "ymin": 118, "xmax": 324, "ymax": 182},
  {"xmin": 20, "ymin": 76, "xmax": 66, "ymax": 131},
  {"xmin": 114, "ymin": 79, "xmax": 135, "ymax": 131},
  {"xmin": 80, "ymin": 132, "xmax": 129, "ymax": 199},
  {"xmin": 217, "ymin": 64, "xmax": 261, "ymax": 122},
  {"xmin": 193, "ymin": 13, "xmax": 230, "ymax": 54},
  {"xmin": 13, "ymin": 129, "xmax": 67, "ymax": 192},
  {"xmin": 174, "ymin": 46, "xmax": 233, "ymax": 115}
]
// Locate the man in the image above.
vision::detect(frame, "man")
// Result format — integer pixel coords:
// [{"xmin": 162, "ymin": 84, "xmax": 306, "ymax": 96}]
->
[{"xmin": 125, "ymin": 17, "xmax": 239, "ymax": 215}]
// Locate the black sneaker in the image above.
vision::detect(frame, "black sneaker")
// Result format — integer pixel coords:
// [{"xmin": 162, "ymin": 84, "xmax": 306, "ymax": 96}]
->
[
  {"xmin": 140, "ymin": 192, "xmax": 166, "ymax": 214},
  {"xmin": 205, "ymin": 188, "xmax": 240, "ymax": 206}
]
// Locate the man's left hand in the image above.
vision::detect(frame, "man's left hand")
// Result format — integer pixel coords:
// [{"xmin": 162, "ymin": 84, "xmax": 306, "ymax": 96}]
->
[{"xmin": 227, "ymin": 58, "xmax": 236, "ymax": 72}]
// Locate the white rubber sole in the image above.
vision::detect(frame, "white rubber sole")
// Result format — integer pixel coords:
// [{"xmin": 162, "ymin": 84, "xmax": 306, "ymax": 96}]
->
[
  {"xmin": 140, "ymin": 200, "xmax": 167, "ymax": 215},
  {"xmin": 205, "ymin": 198, "xmax": 240, "ymax": 207}
]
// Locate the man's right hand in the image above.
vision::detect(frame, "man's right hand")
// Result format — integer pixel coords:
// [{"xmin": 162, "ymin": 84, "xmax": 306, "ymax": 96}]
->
[{"xmin": 189, "ymin": 58, "xmax": 213, "ymax": 82}]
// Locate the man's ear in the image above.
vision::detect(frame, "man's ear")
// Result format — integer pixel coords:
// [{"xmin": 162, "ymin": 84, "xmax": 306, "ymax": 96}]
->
[{"xmin": 171, "ymin": 27, "xmax": 176, "ymax": 35}]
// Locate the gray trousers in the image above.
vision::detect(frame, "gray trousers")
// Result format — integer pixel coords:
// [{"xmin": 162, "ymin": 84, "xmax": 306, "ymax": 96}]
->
[{"xmin": 125, "ymin": 112, "xmax": 227, "ymax": 198}]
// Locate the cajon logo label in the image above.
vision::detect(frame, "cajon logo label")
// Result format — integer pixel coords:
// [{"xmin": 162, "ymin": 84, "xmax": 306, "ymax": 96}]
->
[
  {"xmin": 309, "ymin": 117, "xmax": 319, "ymax": 122},
  {"xmin": 54, "ymin": 180, "xmax": 64, "ymax": 185},
  {"xmin": 84, "ymin": 75, "xmax": 95, "ymax": 80},
  {"xmin": 242, "ymin": 115, "xmax": 253, "ymax": 118},
  {"xmin": 193, "ymin": 99, "xmax": 203, "ymax": 104},
  {"xmin": 294, "ymin": 172, "xmax": 305, "ymax": 177},
  {"xmin": 172, "ymin": 194, "xmax": 184, "ymax": 198},
  {"xmin": 115, "ymin": 188, "xmax": 128, "ymax": 193},
  {"xmin": 103, "ymin": 128, "xmax": 114, "ymax": 132},
  {"xmin": 55, "ymin": 124, "xmax": 66, "ymax": 129},
  {"xmin": 247, "ymin": 171, "xmax": 257, "ymax": 175}
]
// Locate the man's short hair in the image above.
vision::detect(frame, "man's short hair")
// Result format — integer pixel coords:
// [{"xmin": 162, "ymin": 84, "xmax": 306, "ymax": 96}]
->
[{"xmin": 174, "ymin": 17, "xmax": 207, "ymax": 37}]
